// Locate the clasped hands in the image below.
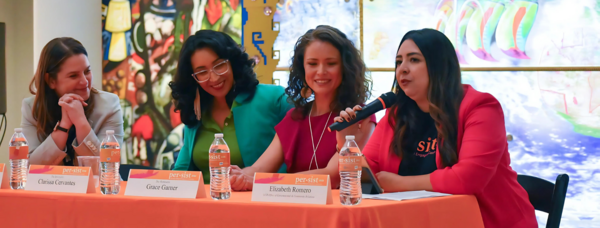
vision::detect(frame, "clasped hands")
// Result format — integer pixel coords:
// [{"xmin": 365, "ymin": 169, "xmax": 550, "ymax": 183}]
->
[
  {"xmin": 57, "ymin": 93, "xmax": 88, "ymax": 129},
  {"xmin": 229, "ymin": 165, "xmax": 254, "ymax": 191}
]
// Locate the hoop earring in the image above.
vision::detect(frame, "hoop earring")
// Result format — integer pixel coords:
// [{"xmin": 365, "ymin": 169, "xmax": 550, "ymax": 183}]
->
[{"xmin": 194, "ymin": 87, "xmax": 201, "ymax": 120}]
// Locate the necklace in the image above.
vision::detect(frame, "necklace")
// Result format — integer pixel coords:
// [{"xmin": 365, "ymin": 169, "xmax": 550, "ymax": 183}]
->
[{"xmin": 308, "ymin": 104, "xmax": 332, "ymax": 170}]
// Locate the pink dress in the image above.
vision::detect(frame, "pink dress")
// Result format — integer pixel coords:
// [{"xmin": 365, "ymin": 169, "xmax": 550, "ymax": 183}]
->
[{"xmin": 275, "ymin": 108, "xmax": 377, "ymax": 173}]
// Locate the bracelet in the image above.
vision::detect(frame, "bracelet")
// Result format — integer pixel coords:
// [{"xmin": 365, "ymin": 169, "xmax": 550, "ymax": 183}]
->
[{"xmin": 54, "ymin": 121, "xmax": 69, "ymax": 133}]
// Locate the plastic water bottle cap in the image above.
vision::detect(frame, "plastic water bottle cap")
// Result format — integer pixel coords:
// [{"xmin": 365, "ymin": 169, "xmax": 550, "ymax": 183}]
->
[
  {"xmin": 106, "ymin": 130, "xmax": 114, "ymax": 134},
  {"xmin": 215, "ymin": 133, "xmax": 224, "ymax": 138},
  {"xmin": 14, "ymin": 128, "xmax": 22, "ymax": 133},
  {"xmin": 346, "ymin": 135, "xmax": 355, "ymax": 140}
]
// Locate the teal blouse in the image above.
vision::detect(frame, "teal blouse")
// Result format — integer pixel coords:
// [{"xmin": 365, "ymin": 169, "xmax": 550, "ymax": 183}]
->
[{"xmin": 173, "ymin": 84, "xmax": 293, "ymax": 175}]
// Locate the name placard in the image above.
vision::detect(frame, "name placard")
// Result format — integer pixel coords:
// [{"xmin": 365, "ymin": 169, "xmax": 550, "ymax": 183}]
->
[
  {"xmin": 124, "ymin": 169, "xmax": 206, "ymax": 199},
  {"xmin": 25, "ymin": 165, "xmax": 95, "ymax": 193},
  {"xmin": 0, "ymin": 164, "xmax": 9, "ymax": 189},
  {"xmin": 251, "ymin": 173, "xmax": 332, "ymax": 205}
]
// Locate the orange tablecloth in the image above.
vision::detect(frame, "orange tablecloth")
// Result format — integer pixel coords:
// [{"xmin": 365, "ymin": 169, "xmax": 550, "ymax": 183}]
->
[{"xmin": 0, "ymin": 182, "xmax": 484, "ymax": 228}]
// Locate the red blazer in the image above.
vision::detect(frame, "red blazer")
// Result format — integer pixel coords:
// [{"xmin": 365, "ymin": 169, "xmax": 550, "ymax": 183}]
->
[{"xmin": 363, "ymin": 85, "xmax": 537, "ymax": 228}]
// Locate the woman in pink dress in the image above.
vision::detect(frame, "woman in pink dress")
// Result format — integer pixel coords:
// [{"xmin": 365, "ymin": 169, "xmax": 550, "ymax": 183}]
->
[{"xmin": 229, "ymin": 25, "xmax": 376, "ymax": 190}]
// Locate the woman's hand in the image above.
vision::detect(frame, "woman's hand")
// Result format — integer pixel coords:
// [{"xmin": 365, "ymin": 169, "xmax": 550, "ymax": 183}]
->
[
  {"xmin": 230, "ymin": 165, "xmax": 254, "ymax": 191},
  {"xmin": 59, "ymin": 105, "xmax": 73, "ymax": 129},
  {"xmin": 375, "ymin": 171, "xmax": 433, "ymax": 192},
  {"xmin": 333, "ymin": 105, "xmax": 370, "ymax": 148},
  {"xmin": 58, "ymin": 93, "xmax": 88, "ymax": 127},
  {"xmin": 375, "ymin": 171, "xmax": 403, "ymax": 193}
]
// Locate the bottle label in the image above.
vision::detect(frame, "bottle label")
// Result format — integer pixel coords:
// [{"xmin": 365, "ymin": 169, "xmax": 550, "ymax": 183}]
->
[
  {"xmin": 339, "ymin": 156, "xmax": 362, "ymax": 172},
  {"xmin": 211, "ymin": 144, "xmax": 229, "ymax": 151},
  {"xmin": 209, "ymin": 153, "xmax": 230, "ymax": 168},
  {"xmin": 100, "ymin": 148, "xmax": 121, "ymax": 163},
  {"xmin": 9, "ymin": 146, "xmax": 29, "ymax": 159}
]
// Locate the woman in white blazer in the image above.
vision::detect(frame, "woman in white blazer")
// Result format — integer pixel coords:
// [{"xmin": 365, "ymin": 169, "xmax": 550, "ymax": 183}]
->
[{"xmin": 21, "ymin": 37, "xmax": 124, "ymax": 165}]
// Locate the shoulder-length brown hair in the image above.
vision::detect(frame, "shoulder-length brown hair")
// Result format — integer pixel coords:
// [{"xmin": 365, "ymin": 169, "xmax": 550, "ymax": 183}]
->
[
  {"xmin": 389, "ymin": 29, "xmax": 464, "ymax": 168},
  {"xmin": 29, "ymin": 37, "xmax": 98, "ymax": 140},
  {"xmin": 286, "ymin": 25, "xmax": 371, "ymax": 119}
]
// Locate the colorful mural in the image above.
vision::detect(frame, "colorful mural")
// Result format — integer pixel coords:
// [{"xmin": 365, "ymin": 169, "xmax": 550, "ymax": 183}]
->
[
  {"xmin": 273, "ymin": 0, "xmax": 360, "ymax": 68},
  {"xmin": 244, "ymin": 0, "xmax": 281, "ymax": 84},
  {"xmin": 434, "ymin": 0, "xmax": 538, "ymax": 63},
  {"xmin": 101, "ymin": 0, "xmax": 242, "ymax": 169},
  {"xmin": 364, "ymin": 0, "xmax": 600, "ymax": 68}
]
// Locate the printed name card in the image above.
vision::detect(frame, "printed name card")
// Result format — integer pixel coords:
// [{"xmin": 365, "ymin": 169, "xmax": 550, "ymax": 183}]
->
[
  {"xmin": 124, "ymin": 169, "xmax": 206, "ymax": 199},
  {"xmin": 251, "ymin": 173, "xmax": 332, "ymax": 205},
  {"xmin": 25, "ymin": 165, "xmax": 96, "ymax": 193},
  {"xmin": 0, "ymin": 164, "xmax": 9, "ymax": 189}
]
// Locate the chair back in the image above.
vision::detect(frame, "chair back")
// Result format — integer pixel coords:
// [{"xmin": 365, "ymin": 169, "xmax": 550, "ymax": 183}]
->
[{"xmin": 517, "ymin": 174, "xmax": 569, "ymax": 228}]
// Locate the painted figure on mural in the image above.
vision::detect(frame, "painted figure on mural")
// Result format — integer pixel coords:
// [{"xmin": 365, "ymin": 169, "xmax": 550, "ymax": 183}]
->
[{"xmin": 101, "ymin": 0, "xmax": 242, "ymax": 169}]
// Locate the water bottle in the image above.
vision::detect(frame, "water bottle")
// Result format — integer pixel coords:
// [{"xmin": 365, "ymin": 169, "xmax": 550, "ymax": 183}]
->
[
  {"xmin": 100, "ymin": 130, "xmax": 120, "ymax": 195},
  {"xmin": 339, "ymin": 135, "xmax": 363, "ymax": 206},
  {"xmin": 209, "ymin": 133, "xmax": 231, "ymax": 200},
  {"xmin": 9, "ymin": 128, "xmax": 29, "ymax": 190}
]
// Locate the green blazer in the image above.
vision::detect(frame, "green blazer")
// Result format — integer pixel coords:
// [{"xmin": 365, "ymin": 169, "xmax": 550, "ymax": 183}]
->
[{"xmin": 173, "ymin": 84, "xmax": 293, "ymax": 172}]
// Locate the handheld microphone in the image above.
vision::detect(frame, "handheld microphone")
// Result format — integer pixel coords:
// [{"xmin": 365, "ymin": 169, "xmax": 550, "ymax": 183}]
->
[{"xmin": 328, "ymin": 92, "xmax": 396, "ymax": 132}]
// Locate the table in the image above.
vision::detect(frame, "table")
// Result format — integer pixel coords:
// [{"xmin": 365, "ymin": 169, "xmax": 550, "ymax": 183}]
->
[{"xmin": 0, "ymin": 182, "xmax": 484, "ymax": 228}]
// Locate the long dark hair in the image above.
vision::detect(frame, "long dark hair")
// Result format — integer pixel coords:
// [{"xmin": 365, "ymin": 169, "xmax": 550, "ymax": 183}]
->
[
  {"xmin": 286, "ymin": 25, "xmax": 371, "ymax": 119},
  {"xmin": 389, "ymin": 29, "xmax": 464, "ymax": 168},
  {"xmin": 29, "ymin": 37, "xmax": 97, "ymax": 140},
  {"xmin": 169, "ymin": 30, "xmax": 259, "ymax": 126}
]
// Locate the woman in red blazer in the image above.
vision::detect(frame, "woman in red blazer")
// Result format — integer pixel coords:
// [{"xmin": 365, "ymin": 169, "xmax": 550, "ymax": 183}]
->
[{"xmin": 335, "ymin": 29, "xmax": 537, "ymax": 228}]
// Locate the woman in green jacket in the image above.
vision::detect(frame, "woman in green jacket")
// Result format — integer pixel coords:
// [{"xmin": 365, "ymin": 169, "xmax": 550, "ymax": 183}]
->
[{"xmin": 169, "ymin": 30, "xmax": 292, "ymax": 183}]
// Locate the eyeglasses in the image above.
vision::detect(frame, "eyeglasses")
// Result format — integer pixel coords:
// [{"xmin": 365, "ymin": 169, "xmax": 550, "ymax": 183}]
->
[{"xmin": 191, "ymin": 60, "xmax": 229, "ymax": 83}]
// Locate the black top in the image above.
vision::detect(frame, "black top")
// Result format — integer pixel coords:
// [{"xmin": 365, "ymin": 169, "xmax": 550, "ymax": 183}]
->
[
  {"xmin": 397, "ymin": 109, "xmax": 438, "ymax": 176},
  {"xmin": 63, "ymin": 126, "xmax": 76, "ymax": 166}
]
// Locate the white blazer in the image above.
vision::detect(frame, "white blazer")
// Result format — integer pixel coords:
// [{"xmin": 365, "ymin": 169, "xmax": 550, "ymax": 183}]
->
[{"xmin": 21, "ymin": 91, "xmax": 124, "ymax": 165}]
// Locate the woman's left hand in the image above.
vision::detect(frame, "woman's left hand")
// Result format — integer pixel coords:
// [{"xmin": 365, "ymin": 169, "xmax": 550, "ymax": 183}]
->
[{"xmin": 375, "ymin": 171, "xmax": 403, "ymax": 193}]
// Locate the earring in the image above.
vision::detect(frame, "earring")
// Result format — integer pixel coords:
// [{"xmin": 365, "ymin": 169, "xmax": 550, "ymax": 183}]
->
[
  {"xmin": 194, "ymin": 87, "xmax": 201, "ymax": 120},
  {"xmin": 301, "ymin": 86, "xmax": 312, "ymax": 99}
]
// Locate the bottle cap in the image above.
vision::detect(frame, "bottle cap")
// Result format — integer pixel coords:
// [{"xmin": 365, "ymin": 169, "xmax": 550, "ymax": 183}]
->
[
  {"xmin": 106, "ymin": 130, "xmax": 114, "ymax": 134},
  {"xmin": 215, "ymin": 133, "xmax": 224, "ymax": 138},
  {"xmin": 346, "ymin": 135, "xmax": 355, "ymax": 140},
  {"xmin": 14, "ymin": 128, "xmax": 22, "ymax": 133}
]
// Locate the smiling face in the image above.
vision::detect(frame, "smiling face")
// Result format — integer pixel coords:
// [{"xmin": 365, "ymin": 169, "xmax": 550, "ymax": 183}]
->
[
  {"xmin": 395, "ymin": 39, "xmax": 429, "ymax": 103},
  {"xmin": 190, "ymin": 47, "xmax": 234, "ymax": 99},
  {"xmin": 303, "ymin": 40, "xmax": 343, "ymax": 98},
  {"xmin": 48, "ymin": 54, "xmax": 92, "ymax": 100}
]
